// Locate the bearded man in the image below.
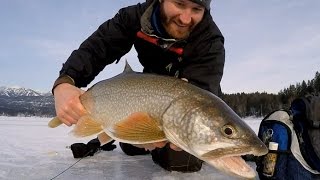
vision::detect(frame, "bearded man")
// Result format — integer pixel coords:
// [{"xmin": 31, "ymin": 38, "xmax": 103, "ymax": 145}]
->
[{"xmin": 53, "ymin": 0, "xmax": 225, "ymax": 172}]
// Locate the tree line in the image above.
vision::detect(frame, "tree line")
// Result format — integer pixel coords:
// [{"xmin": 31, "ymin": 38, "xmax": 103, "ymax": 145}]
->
[
  {"xmin": 222, "ymin": 71, "xmax": 320, "ymax": 118},
  {"xmin": 0, "ymin": 96, "xmax": 55, "ymax": 117},
  {"xmin": 1, "ymin": 72, "xmax": 319, "ymax": 118}
]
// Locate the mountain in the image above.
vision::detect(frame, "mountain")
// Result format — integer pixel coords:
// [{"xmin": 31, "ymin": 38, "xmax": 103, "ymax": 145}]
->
[
  {"xmin": 0, "ymin": 86, "xmax": 47, "ymax": 97},
  {"xmin": 0, "ymin": 86, "xmax": 55, "ymax": 117}
]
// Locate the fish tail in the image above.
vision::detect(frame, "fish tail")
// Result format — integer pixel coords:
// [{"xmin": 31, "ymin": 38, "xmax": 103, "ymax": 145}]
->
[{"xmin": 48, "ymin": 117, "xmax": 63, "ymax": 128}]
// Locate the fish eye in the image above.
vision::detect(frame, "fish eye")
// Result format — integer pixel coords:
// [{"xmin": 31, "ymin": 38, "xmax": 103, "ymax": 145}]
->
[{"xmin": 221, "ymin": 125, "xmax": 236, "ymax": 137}]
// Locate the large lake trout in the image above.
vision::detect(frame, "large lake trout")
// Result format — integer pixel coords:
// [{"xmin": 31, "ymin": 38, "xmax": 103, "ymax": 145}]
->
[{"xmin": 49, "ymin": 63, "xmax": 267, "ymax": 179}]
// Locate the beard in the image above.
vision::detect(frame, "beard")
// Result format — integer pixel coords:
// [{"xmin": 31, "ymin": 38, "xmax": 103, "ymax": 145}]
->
[{"xmin": 159, "ymin": 6, "xmax": 196, "ymax": 40}]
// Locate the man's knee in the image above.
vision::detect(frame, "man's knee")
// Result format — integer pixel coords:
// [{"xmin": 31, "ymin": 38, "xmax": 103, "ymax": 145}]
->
[
  {"xmin": 119, "ymin": 142, "xmax": 150, "ymax": 156},
  {"xmin": 151, "ymin": 144, "xmax": 203, "ymax": 172}
]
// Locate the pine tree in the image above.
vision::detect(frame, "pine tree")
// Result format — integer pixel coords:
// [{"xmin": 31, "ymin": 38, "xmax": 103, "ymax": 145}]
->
[{"xmin": 314, "ymin": 71, "xmax": 320, "ymax": 93}]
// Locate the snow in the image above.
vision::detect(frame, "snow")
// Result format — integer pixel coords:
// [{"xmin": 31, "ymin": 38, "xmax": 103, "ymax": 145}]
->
[{"xmin": 0, "ymin": 116, "xmax": 262, "ymax": 180}]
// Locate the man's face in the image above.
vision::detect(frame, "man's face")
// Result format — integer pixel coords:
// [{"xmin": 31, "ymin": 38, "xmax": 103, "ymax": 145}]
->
[{"xmin": 160, "ymin": 0, "xmax": 205, "ymax": 40}]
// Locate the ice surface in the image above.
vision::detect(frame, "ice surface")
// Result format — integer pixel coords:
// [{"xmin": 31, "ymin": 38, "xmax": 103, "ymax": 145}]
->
[{"xmin": 0, "ymin": 116, "xmax": 262, "ymax": 180}]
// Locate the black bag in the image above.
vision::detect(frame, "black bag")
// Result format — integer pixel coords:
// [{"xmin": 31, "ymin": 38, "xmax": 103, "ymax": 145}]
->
[
  {"xmin": 291, "ymin": 95, "xmax": 320, "ymax": 171},
  {"xmin": 255, "ymin": 110, "xmax": 319, "ymax": 180}
]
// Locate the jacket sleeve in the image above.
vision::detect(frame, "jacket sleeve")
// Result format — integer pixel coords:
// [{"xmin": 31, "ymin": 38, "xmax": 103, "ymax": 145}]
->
[
  {"xmin": 55, "ymin": 4, "xmax": 144, "ymax": 88},
  {"xmin": 181, "ymin": 35, "xmax": 225, "ymax": 97},
  {"xmin": 180, "ymin": 11, "xmax": 225, "ymax": 97}
]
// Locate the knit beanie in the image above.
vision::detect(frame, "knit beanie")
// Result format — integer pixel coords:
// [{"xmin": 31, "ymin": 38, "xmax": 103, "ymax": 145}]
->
[{"xmin": 190, "ymin": 0, "xmax": 211, "ymax": 10}]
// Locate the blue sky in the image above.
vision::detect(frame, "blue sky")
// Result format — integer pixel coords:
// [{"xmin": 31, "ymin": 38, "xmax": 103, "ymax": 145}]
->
[{"xmin": 0, "ymin": 0, "xmax": 319, "ymax": 94}]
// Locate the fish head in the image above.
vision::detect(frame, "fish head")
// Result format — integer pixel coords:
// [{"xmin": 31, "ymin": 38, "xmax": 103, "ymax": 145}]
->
[
  {"xmin": 187, "ymin": 103, "xmax": 268, "ymax": 157},
  {"xmin": 164, "ymin": 95, "xmax": 268, "ymax": 179},
  {"xmin": 188, "ymin": 100, "xmax": 267, "ymax": 178}
]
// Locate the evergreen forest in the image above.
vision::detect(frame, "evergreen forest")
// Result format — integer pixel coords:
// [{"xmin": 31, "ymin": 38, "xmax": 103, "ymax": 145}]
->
[{"xmin": 222, "ymin": 71, "xmax": 320, "ymax": 117}]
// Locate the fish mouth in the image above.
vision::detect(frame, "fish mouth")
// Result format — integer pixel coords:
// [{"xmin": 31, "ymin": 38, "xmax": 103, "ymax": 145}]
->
[
  {"xmin": 205, "ymin": 156, "xmax": 256, "ymax": 179},
  {"xmin": 201, "ymin": 146, "xmax": 255, "ymax": 159},
  {"xmin": 201, "ymin": 146, "xmax": 267, "ymax": 179}
]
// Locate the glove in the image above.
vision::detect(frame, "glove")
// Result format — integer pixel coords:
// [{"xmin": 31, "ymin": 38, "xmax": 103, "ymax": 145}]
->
[
  {"xmin": 101, "ymin": 140, "xmax": 117, "ymax": 151},
  {"xmin": 70, "ymin": 143, "xmax": 92, "ymax": 158},
  {"xmin": 70, "ymin": 138, "xmax": 117, "ymax": 158}
]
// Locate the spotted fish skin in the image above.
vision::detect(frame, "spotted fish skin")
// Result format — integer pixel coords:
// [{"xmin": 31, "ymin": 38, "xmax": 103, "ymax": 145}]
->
[{"xmin": 50, "ymin": 63, "xmax": 268, "ymax": 179}]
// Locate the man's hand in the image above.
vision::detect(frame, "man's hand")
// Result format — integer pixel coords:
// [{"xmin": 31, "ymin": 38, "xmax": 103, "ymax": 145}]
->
[
  {"xmin": 133, "ymin": 141, "xmax": 182, "ymax": 151},
  {"xmin": 53, "ymin": 83, "xmax": 87, "ymax": 126}
]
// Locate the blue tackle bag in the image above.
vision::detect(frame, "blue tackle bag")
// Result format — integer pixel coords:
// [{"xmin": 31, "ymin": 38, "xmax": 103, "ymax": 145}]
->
[{"xmin": 255, "ymin": 110, "xmax": 320, "ymax": 180}]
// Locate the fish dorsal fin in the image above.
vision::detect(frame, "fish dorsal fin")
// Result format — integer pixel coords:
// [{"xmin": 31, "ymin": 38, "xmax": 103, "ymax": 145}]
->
[
  {"xmin": 71, "ymin": 115, "xmax": 103, "ymax": 137},
  {"xmin": 123, "ymin": 60, "xmax": 134, "ymax": 73},
  {"xmin": 110, "ymin": 112, "xmax": 166, "ymax": 144}
]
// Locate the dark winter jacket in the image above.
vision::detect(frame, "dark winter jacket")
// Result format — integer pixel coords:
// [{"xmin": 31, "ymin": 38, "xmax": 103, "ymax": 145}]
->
[{"xmin": 54, "ymin": 0, "xmax": 225, "ymax": 96}]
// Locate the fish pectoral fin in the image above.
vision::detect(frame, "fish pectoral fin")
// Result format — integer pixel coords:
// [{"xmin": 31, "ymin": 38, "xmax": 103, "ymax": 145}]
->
[
  {"xmin": 48, "ymin": 117, "xmax": 63, "ymax": 128},
  {"xmin": 97, "ymin": 132, "xmax": 113, "ymax": 145},
  {"xmin": 111, "ymin": 112, "xmax": 166, "ymax": 143},
  {"xmin": 71, "ymin": 115, "xmax": 103, "ymax": 137}
]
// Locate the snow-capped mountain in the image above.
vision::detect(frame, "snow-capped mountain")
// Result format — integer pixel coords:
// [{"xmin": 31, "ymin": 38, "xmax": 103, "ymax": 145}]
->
[
  {"xmin": 0, "ymin": 86, "xmax": 46, "ymax": 97},
  {"xmin": 0, "ymin": 86, "xmax": 55, "ymax": 116}
]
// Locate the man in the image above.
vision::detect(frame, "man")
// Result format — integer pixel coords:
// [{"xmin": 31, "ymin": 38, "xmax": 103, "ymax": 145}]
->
[{"xmin": 53, "ymin": 0, "xmax": 225, "ymax": 172}]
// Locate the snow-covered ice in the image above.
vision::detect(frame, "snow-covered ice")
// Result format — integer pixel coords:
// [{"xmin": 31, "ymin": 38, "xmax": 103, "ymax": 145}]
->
[{"xmin": 0, "ymin": 116, "xmax": 262, "ymax": 180}]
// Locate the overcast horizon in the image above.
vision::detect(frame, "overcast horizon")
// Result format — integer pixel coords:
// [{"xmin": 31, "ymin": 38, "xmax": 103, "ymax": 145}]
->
[{"xmin": 1, "ymin": 1, "xmax": 319, "ymax": 94}]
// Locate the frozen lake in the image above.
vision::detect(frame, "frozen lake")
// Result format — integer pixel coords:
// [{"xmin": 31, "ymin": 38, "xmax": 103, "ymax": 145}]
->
[{"xmin": 0, "ymin": 116, "xmax": 262, "ymax": 180}]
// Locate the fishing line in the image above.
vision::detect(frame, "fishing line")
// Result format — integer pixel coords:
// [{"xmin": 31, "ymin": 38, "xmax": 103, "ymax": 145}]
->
[{"xmin": 50, "ymin": 149, "xmax": 96, "ymax": 180}]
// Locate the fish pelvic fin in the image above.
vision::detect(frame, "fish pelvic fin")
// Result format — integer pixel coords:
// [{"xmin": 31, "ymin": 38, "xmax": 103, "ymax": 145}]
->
[
  {"xmin": 71, "ymin": 115, "xmax": 103, "ymax": 137},
  {"xmin": 48, "ymin": 117, "xmax": 63, "ymax": 128},
  {"xmin": 97, "ymin": 132, "xmax": 113, "ymax": 145},
  {"xmin": 112, "ymin": 112, "xmax": 166, "ymax": 143}
]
